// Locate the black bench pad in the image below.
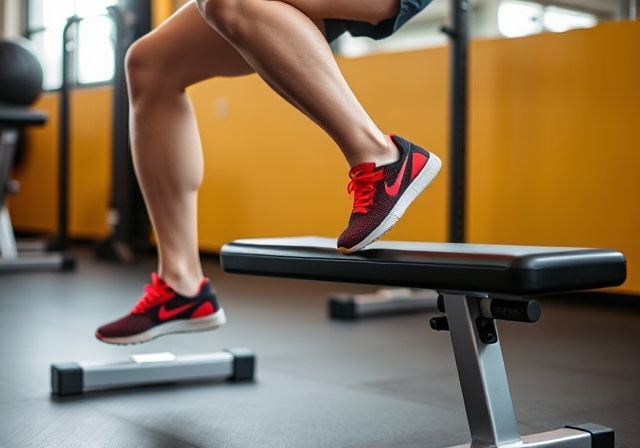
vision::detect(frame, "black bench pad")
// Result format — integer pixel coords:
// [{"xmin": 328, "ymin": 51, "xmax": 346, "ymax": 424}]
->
[
  {"xmin": 220, "ymin": 236, "xmax": 626, "ymax": 295},
  {"xmin": 0, "ymin": 105, "xmax": 47, "ymax": 127}
]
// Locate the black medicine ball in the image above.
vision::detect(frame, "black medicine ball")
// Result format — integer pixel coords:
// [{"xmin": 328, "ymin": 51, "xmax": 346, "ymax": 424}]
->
[{"xmin": 0, "ymin": 38, "xmax": 44, "ymax": 106}]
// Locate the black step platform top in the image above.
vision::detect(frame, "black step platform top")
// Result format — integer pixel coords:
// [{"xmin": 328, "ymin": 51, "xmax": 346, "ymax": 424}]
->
[
  {"xmin": 0, "ymin": 105, "xmax": 47, "ymax": 126},
  {"xmin": 220, "ymin": 236, "xmax": 626, "ymax": 295}
]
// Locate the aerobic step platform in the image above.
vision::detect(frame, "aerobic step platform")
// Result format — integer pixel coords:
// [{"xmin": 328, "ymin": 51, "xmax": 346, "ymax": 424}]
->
[
  {"xmin": 328, "ymin": 287, "xmax": 438, "ymax": 320},
  {"xmin": 51, "ymin": 348, "xmax": 254, "ymax": 396}
]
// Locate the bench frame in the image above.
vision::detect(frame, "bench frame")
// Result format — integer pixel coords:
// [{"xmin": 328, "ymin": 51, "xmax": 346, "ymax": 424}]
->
[
  {"xmin": 441, "ymin": 291, "xmax": 612, "ymax": 447},
  {"xmin": 220, "ymin": 236, "xmax": 625, "ymax": 448},
  {"xmin": 0, "ymin": 106, "xmax": 74, "ymax": 272}
]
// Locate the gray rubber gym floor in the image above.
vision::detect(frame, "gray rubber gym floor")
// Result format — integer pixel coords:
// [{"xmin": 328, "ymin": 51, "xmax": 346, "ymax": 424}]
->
[{"xmin": 0, "ymin": 245, "xmax": 638, "ymax": 448}]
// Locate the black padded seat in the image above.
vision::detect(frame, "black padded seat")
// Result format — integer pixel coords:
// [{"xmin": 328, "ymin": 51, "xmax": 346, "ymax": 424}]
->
[
  {"xmin": 220, "ymin": 236, "xmax": 626, "ymax": 295},
  {"xmin": 0, "ymin": 105, "xmax": 47, "ymax": 127}
]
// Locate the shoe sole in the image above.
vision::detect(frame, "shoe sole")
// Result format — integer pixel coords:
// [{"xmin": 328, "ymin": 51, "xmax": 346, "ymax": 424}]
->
[
  {"xmin": 339, "ymin": 153, "xmax": 442, "ymax": 254},
  {"xmin": 96, "ymin": 308, "xmax": 227, "ymax": 345}
]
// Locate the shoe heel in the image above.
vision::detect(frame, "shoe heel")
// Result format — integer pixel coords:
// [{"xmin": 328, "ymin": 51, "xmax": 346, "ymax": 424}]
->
[{"xmin": 190, "ymin": 308, "xmax": 227, "ymax": 331}]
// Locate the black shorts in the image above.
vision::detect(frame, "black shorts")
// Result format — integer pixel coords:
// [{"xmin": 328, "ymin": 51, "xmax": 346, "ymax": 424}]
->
[{"xmin": 324, "ymin": 0, "xmax": 435, "ymax": 43}]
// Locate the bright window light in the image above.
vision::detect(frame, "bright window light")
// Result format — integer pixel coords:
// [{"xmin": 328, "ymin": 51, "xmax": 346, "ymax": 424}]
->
[
  {"xmin": 543, "ymin": 6, "xmax": 597, "ymax": 33},
  {"xmin": 498, "ymin": 1, "xmax": 544, "ymax": 38},
  {"xmin": 76, "ymin": 0, "xmax": 119, "ymax": 18},
  {"xmin": 77, "ymin": 16, "xmax": 116, "ymax": 85},
  {"xmin": 499, "ymin": 1, "xmax": 598, "ymax": 38},
  {"xmin": 38, "ymin": 1, "xmax": 75, "ymax": 28},
  {"xmin": 28, "ymin": 0, "xmax": 117, "ymax": 90}
]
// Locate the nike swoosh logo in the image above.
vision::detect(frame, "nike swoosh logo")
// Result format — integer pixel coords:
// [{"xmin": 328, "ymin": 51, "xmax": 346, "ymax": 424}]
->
[
  {"xmin": 385, "ymin": 154, "xmax": 409, "ymax": 197},
  {"xmin": 158, "ymin": 302, "xmax": 197, "ymax": 321}
]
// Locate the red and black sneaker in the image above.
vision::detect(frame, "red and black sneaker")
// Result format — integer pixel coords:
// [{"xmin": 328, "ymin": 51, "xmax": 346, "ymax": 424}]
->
[
  {"xmin": 95, "ymin": 273, "xmax": 226, "ymax": 345},
  {"xmin": 337, "ymin": 135, "xmax": 441, "ymax": 253}
]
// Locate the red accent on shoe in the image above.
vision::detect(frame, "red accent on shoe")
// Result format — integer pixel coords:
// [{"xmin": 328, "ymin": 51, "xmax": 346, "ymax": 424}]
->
[
  {"xmin": 410, "ymin": 152, "xmax": 428, "ymax": 180},
  {"xmin": 384, "ymin": 154, "xmax": 409, "ymax": 197},
  {"xmin": 158, "ymin": 302, "xmax": 199, "ymax": 321},
  {"xmin": 192, "ymin": 302, "xmax": 214, "ymax": 318}
]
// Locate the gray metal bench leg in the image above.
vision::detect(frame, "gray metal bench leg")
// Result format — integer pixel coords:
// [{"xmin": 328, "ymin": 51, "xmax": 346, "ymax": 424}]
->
[
  {"xmin": 441, "ymin": 293, "xmax": 613, "ymax": 448},
  {"xmin": 0, "ymin": 127, "xmax": 20, "ymax": 260},
  {"xmin": 0, "ymin": 206, "xmax": 18, "ymax": 258}
]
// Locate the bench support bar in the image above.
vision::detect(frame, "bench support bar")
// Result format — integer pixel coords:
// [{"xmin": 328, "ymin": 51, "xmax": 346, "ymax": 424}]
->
[
  {"xmin": 444, "ymin": 293, "xmax": 614, "ymax": 447},
  {"xmin": 445, "ymin": 293, "xmax": 521, "ymax": 445}
]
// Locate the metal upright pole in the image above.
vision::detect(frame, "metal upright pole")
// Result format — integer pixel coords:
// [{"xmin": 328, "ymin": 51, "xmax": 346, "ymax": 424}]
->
[
  {"xmin": 96, "ymin": 3, "xmax": 151, "ymax": 262},
  {"xmin": 101, "ymin": 5, "xmax": 135, "ymax": 262},
  {"xmin": 57, "ymin": 16, "xmax": 81, "ymax": 251},
  {"xmin": 443, "ymin": 0, "xmax": 469, "ymax": 243},
  {"xmin": 619, "ymin": 0, "xmax": 638, "ymax": 20}
]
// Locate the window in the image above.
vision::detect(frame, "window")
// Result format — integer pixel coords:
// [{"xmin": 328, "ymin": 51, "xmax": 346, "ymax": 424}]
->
[
  {"xmin": 543, "ymin": 6, "xmax": 599, "ymax": 33},
  {"xmin": 27, "ymin": 0, "xmax": 117, "ymax": 90},
  {"xmin": 498, "ymin": 1, "xmax": 544, "ymax": 38},
  {"xmin": 498, "ymin": 0, "xmax": 597, "ymax": 38},
  {"xmin": 330, "ymin": 0, "xmax": 600, "ymax": 59}
]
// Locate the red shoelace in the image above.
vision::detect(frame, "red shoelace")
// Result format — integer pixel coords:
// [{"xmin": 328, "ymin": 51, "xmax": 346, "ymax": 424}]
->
[
  {"xmin": 131, "ymin": 274, "xmax": 173, "ymax": 314},
  {"xmin": 347, "ymin": 163, "xmax": 384, "ymax": 214}
]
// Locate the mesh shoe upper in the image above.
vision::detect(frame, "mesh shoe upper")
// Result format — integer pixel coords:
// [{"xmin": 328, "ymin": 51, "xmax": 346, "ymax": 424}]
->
[
  {"xmin": 337, "ymin": 135, "xmax": 440, "ymax": 253},
  {"xmin": 96, "ymin": 273, "xmax": 219, "ymax": 340}
]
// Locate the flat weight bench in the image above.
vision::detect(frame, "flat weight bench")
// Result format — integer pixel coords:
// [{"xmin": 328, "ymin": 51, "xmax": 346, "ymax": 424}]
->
[
  {"xmin": 0, "ymin": 105, "xmax": 74, "ymax": 272},
  {"xmin": 220, "ymin": 236, "xmax": 627, "ymax": 448}
]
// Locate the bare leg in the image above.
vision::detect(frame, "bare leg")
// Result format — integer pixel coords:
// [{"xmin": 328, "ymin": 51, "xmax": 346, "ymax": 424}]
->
[
  {"xmin": 126, "ymin": 0, "xmax": 416, "ymax": 292},
  {"xmin": 196, "ymin": 0, "xmax": 402, "ymax": 168},
  {"xmin": 97, "ymin": 0, "xmax": 438, "ymax": 344},
  {"xmin": 125, "ymin": 3, "xmax": 254, "ymax": 295}
]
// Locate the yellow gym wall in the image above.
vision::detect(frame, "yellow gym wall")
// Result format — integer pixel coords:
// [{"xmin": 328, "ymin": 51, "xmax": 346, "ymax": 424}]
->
[
  {"xmin": 467, "ymin": 21, "xmax": 640, "ymax": 295},
  {"xmin": 9, "ymin": 88, "xmax": 112, "ymax": 238},
  {"xmin": 9, "ymin": 20, "xmax": 640, "ymax": 294},
  {"xmin": 188, "ymin": 45, "xmax": 449, "ymax": 249}
]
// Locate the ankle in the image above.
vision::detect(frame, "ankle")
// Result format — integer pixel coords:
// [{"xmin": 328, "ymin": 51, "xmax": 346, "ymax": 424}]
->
[
  {"xmin": 381, "ymin": 134, "xmax": 401, "ymax": 165},
  {"xmin": 346, "ymin": 132, "xmax": 399, "ymax": 168},
  {"xmin": 366, "ymin": 134, "xmax": 400, "ymax": 167},
  {"xmin": 158, "ymin": 270, "xmax": 205, "ymax": 297}
]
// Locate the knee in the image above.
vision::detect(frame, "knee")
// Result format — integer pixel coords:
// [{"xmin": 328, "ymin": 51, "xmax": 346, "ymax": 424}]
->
[
  {"xmin": 125, "ymin": 37, "xmax": 155, "ymax": 101},
  {"xmin": 125, "ymin": 35, "xmax": 172, "ymax": 102},
  {"xmin": 196, "ymin": 0, "xmax": 247, "ymax": 40}
]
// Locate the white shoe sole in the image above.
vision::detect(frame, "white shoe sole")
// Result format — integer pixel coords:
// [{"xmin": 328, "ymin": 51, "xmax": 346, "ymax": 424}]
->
[{"xmin": 98, "ymin": 308, "xmax": 227, "ymax": 345}]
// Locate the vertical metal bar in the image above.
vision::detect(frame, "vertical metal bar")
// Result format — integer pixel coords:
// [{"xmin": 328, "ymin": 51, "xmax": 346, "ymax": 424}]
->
[
  {"xmin": 443, "ymin": 293, "xmax": 521, "ymax": 446},
  {"xmin": 0, "ymin": 129, "xmax": 18, "ymax": 258},
  {"xmin": 107, "ymin": 5, "xmax": 132, "ymax": 247},
  {"xmin": 447, "ymin": 0, "xmax": 469, "ymax": 243},
  {"xmin": 618, "ymin": 0, "xmax": 638, "ymax": 19},
  {"xmin": 58, "ymin": 16, "xmax": 80, "ymax": 251},
  {"xmin": 0, "ymin": 129, "xmax": 18, "ymax": 209},
  {"xmin": 95, "ymin": 1, "xmax": 151, "ymax": 261},
  {"xmin": 0, "ymin": 207, "xmax": 18, "ymax": 258}
]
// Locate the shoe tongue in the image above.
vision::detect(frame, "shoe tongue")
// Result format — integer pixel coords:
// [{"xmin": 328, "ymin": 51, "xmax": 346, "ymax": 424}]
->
[
  {"xmin": 151, "ymin": 272, "xmax": 166, "ymax": 286},
  {"xmin": 349, "ymin": 162, "xmax": 376, "ymax": 177}
]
